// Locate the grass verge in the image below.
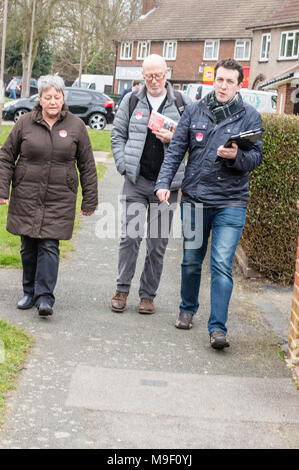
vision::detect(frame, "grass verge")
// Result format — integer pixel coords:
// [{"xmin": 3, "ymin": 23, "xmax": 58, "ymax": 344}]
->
[{"xmin": 0, "ymin": 319, "xmax": 33, "ymax": 424}]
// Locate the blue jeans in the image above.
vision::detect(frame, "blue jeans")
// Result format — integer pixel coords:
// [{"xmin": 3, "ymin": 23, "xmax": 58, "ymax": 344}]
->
[
  {"xmin": 8, "ymin": 89, "xmax": 16, "ymax": 99},
  {"xmin": 180, "ymin": 203, "xmax": 247, "ymax": 334}
]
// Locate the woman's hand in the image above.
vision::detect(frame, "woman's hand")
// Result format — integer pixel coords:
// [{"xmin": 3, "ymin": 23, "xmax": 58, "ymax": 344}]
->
[{"xmin": 0, "ymin": 198, "xmax": 9, "ymax": 205}]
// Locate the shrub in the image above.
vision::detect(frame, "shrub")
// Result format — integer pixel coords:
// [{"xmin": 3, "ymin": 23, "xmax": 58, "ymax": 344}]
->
[{"xmin": 241, "ymin": 113, "xmax": 299, "ymax": 285}]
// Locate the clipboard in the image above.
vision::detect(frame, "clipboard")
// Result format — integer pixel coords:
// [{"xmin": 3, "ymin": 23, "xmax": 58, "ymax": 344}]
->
[{"xmin": 224, "ymin": 128, "xmax": 264, "ymax": 151}]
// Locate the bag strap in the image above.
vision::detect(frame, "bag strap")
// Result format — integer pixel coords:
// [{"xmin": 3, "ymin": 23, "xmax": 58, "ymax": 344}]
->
[
  {"xmin": 129, "ymin": 89, "xmax": 185, "ymax": 120},
  {"xmin": 173, "ymin": 90, "xmax": 185, "ymax": 116},
  {"xmin": 129, "ymin": 92, "xmax": 138, "ymax": 119}
]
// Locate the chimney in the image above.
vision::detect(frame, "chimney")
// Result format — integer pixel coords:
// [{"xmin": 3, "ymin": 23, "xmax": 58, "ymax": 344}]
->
[{"xmin": 142, "ymin": 0, "xmax": 157, "ymax": 15}]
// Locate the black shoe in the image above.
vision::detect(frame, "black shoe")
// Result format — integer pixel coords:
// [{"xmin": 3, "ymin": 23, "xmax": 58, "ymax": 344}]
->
[
  {"xmin": 38, "ymin": 302, "xmax": 53, "ymax": 317},
  {"xmin": 17, "ymin": 295, "xmax": 34, "ymax": 310},
  {"xmin": 210, "ymin": 331, "xmax": 230, "ymax": 349}
]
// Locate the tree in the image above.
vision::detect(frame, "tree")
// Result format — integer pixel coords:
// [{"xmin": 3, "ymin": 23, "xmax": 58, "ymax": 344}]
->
[
  {"xmin": 6, "ymin": 0, "xmax": 61, "ymax": 96},
  {"xmin": 51, "ymin": 0, "xmax": 142, "ymax": 80},
  {"xmin": 5, "ymin": 40, "xmax": 52, "ymax": 77},
  {"xmin": 2, "ymin": 0, "xmax": 142, "ymax": 88}
]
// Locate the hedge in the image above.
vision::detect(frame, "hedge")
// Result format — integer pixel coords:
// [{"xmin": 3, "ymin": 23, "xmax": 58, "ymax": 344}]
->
[{"xmin": 241, "ymin": 113, "xmax": 299, "ymax": 286}]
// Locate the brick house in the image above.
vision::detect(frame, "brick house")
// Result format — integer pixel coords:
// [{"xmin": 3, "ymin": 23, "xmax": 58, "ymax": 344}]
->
[
  {"xmin": 113, "ymin": 0, "xmax": 291, "ymax": 94},
  {"xmin": 246, "ymin": 0, "xmax": 299, "ymax": 90},
  {"xmin": 259, "ymin": 64, "xmax": 299, "ymax": 114}
]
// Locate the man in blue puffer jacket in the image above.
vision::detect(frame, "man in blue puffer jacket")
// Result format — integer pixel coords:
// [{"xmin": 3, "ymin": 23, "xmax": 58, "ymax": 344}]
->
[{"xmin": 155, "ymin": 58, "xmax": 263, "ymax": 349}]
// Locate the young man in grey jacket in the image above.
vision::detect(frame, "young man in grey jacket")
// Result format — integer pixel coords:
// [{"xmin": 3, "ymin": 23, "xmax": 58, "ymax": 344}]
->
[{"xmin": 110, "ymin": 54, "xmax": 191, "ymax": 315}]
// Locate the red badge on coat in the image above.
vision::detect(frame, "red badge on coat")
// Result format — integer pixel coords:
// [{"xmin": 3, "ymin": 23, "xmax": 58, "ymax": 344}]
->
[
  {"xmin": 59, "ymin": 130, "xmax": 67, "ymax": 138},
  {"xmin": 135, "ymin": 112, "xmax": 143, "ymax": 120},
  {"xmin": 196, "ymin": 132, "xmax": 204, "ymax": 142}
]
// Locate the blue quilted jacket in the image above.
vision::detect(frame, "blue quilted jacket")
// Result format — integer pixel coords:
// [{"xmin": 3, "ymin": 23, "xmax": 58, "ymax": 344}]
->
[{"xmin": 155, "ymin": 94, "xmax": 263, "ymax": 207}]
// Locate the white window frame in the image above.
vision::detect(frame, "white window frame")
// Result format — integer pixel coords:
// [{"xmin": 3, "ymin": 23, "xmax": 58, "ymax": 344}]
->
[
  {"xmin": 136, "ymin": 41, "xmax": 151, "ymax": 60},
  {"xmin": 203, "ymin": 40, "xmax": 219, "ymax": 60},
  {"xmin": 279, "ymin": 30, "xmax": 299, "ymax": 59},
  {"xmin": 260, "ymin": 33, "xmax": 271, "ymax": 61},
  {"xmin": 120, "ymin": 42, "xmax": 133, "ymax": 60},
  {"xmin": 234, "ymin": 39, "xmax": 251, "ymax": 61},
  {"xmin": 163, "ymin": 41, "xmax": 177, "ymax": 60}
]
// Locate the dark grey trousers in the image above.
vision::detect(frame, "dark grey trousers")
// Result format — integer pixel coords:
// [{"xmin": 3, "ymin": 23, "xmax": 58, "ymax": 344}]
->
[
  {"xmin": 20, "ymin": 236, "xmax": 60, "ymax": 307},
  {"xmin": 116, "ymin": 175, "xmax": 178, "ymax": 300}
]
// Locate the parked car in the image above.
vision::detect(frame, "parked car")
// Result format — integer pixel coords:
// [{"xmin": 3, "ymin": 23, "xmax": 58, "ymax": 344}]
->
[
  {"xmin": 5, "ymin": 77, "xmax": 38, "ymax": 98},
  {"xmin": 2, "ymin": 87, "xmax": 115, "ymax": 129}
]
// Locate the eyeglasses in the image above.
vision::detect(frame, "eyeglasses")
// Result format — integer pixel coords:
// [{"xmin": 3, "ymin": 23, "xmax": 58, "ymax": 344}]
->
[{"xmin": 143, "ymin": 72, "xmax": 166, "ymax": 81}]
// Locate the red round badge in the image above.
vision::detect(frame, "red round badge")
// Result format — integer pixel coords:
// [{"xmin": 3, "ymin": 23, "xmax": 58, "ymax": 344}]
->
[
  {"xmin": 59, "ymin": 130, "xmax": 67, "ymax": 138},
  {"xmin": 196, "ymin": 132, "xmax": 204, "ymax": 142},
  {"xmin": 135, "ymin": 112, "xmax": 143, "ymax": 120}
]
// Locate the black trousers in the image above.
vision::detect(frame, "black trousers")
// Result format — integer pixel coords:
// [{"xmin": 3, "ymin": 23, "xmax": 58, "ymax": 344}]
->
[{"xmin": 20, "ymin": 236, "xmax": 60, "ymax": 307}]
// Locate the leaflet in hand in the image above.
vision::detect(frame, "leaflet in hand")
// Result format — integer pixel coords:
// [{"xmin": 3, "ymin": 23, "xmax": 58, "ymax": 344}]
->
[
  {"xmin": 148, "ymin": 111, "xmax": 178, "ymax": 133},
  {"xmin": 224, "ymin": 128, "xmax": 264, "ymax": 150}
]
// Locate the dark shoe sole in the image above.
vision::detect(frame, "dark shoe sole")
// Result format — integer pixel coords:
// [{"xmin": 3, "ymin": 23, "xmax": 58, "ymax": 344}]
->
[
  {"xmin": 211, "ymin": 341, "xmax": 230, "ymax": 350},
  {"xmin": 38, "ymin": 307, "xmax": 53, "ymax": 317}
]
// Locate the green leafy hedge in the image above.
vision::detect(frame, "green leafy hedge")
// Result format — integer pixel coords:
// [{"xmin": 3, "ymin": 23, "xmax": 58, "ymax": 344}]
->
[{"xmin": 241, "ymin": 114, "xmax": 299, "ymax": 285}]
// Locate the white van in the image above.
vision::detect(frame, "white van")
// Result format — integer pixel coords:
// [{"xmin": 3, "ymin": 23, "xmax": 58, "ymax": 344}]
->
[
  {"xmin": 185, "ymin": 83, "xmax": 277, "ymax": 114},
  {"xmin": 72, "ymin": 74, "xmax": 113, "ymax": 93}
]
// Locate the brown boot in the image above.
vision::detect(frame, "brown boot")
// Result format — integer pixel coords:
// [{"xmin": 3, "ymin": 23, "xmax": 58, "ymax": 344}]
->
[
  {"xmin": 110, "ymin": 291, "xmax": 128, "ymax": 313},
  {"xmin": 138, "ymin": 298, "xmax": 155, "ymax": 314}
]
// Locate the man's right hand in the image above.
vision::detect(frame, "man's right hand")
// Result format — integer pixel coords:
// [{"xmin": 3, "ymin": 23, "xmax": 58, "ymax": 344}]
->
[
  {"xmin": 0, "ymin": 198, "xmax": 9, "ymax": 205},
  {"xmin": 156, "ymin": 189, "xmax": 170, "ymax": 203}
]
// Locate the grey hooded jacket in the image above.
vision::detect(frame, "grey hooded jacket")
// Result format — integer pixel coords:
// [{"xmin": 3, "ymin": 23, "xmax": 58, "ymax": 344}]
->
[{"xmin": 110, "ymin": 82, "xmax": 191, "ymax": 190}]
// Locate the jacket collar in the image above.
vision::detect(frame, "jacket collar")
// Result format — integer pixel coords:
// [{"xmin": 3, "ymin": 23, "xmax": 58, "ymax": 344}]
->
[{"xmin": 32, "ymin": 102, "xmax": 69, "ymax": 124}]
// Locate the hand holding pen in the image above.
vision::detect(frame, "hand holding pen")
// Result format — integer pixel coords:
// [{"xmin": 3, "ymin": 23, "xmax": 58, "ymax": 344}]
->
[{"xmin": 156, "ymin": 189, "xmax": 170, "ymax": 205}]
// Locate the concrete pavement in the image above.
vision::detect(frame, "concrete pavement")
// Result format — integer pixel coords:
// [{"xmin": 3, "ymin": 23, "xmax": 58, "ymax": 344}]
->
[{"xmin": 0, "ymin": 157, "xmax": 298, "ymax": 449}]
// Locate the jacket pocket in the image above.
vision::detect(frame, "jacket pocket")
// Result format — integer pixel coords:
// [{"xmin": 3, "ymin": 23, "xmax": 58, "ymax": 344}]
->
[
  {"xmin": 190, "ymin": 121, "xmax": 209, "ymax": 148},
  {"xmin": 66, "ymin": 168, "xmax": 79, "ymax": 194}
]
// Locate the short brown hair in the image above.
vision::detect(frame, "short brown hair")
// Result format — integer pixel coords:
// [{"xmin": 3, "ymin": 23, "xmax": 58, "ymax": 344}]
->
[
  {"xmin": 214, "ymin": 59, "xmax": 244, "ymax": 85},
  {"xmin": 133, "ymin": 80, "xmax": 141, "ymax": 87}
]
